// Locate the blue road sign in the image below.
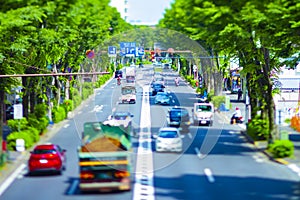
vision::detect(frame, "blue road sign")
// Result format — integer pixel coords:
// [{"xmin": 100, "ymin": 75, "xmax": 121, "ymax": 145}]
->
[
  {"xmin": 120, "ymin": 42, "xmax": 136, "ymax": 57},
  {"xmin": 136, "ymin": 47, "xmax": 144, "ymax": 56},
  {"xmin": 108, "ymin": 46, "xmax": 117, "ymax": 56}
]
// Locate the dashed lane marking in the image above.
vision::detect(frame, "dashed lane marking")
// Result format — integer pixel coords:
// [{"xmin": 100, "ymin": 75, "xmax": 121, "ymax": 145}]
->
[
  {"xmin": 288, "ymin": 164, "xmax": 300, "ymax": 176},
  {"xmin": 66, "ymin": 179, "xmax": 79, "ymax": 195},
  {"xmin": 204, "ymin": 168, "xmax": 215, "ymax": 183},
  {"xmin": 252, "ymin": 154, "xmax": 264, "ymax": 163}
]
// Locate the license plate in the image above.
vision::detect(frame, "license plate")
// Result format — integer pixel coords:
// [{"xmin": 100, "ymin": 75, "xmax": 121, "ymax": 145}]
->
[
  {"xmin": 39, "ymin": 159, "xmax": 48, "ymax": 164},
  {"xmin": 201, "ymin": 120, "xmax": 207, "ymax": 124}
]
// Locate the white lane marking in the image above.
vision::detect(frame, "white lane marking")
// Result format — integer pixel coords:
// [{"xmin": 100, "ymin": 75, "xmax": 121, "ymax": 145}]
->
[
  {"xmin": 188, "ymin": 133, "xmax": 192, "ymax": 139},
  {"xmin": 252, "ymin": 155, "xmax": 264, "ymax": 163},
  {"xmin": 92, "ymin": 105, "xmax": 103, "ymax": 112},
  {"xmin": 0, "ymin": 163, "xmax": 26, "ymax": 196},
  {"xmin": 133, "ymin": 85, "xmax": 155, "ymax": 200},
  {"xmin": 288, "ymin": 164, "xmax": 300, "ymax": 176},
  {"xmin": 195, "ymin": 147, "xmax": 205, "ymax": 159},
  {"xmin": 66, "ymin": 179, "xmax": 79, "ymax": 195},
  {"xmin": 63, "ymin": 124, "xmax": 70, "ymax": 128},
  {"xmin": 204, "ymin": 168, "xmax": 215, "ymax": 183}
]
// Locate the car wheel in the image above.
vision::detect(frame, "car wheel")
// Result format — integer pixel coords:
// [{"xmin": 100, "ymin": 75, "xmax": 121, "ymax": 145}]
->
[
  {"xmin": 63, "ymin": 163, "xmax": 66, "ymax": 171},
  {"xmin": 57, "ymin": 169, "xmax": 63, "ymax": 175}
]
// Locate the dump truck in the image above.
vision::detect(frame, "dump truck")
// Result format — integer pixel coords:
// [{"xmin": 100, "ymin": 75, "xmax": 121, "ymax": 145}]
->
[
  {"xmin": 121, "ymin": 84, "xmax": 136, "ymax": 104},
  {"xmin": 78, "ymin": 122, "xmax": 132, "ymax": 192}
]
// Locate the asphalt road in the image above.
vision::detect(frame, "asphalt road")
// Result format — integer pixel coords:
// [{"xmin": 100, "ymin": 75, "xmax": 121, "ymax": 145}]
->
[{"xmin": 1, "ymin": 65, "xmax": 300, "ymax": 200}]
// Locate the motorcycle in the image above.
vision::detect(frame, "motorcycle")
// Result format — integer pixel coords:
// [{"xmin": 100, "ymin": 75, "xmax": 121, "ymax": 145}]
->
[
  {"xmin": 117, "ymin": 77, "xmax": 121, "ymax": 85},
  {"xmin": 230, "ymin": 114, "xmax": 244, "ymax": 124}
]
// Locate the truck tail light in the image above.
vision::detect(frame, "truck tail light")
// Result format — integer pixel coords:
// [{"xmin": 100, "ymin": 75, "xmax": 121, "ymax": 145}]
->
[
  {"xmin": 80, "ymin": 172, "xmax": 95, "ymax": 179},
  {"xmin": 115, "ymin": 171, "xmax": 130, "ymax": 178}
]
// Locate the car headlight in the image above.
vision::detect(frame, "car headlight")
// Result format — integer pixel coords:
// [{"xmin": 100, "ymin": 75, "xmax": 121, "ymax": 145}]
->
[{"xmin": 173, "ymin": 139, "xmax": 181, "ymax": 144}]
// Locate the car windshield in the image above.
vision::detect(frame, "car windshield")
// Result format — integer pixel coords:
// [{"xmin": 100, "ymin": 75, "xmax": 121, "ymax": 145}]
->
[
  {"xmin": 196, "ymin": 105, "xmax": 212, "ymax": 112},
  {"xmin": 156, "ymin": 93, "xmax": 168, "ymax": 97},
  {"xmin": 158, "ymin": 131, "xmax": 179, "ymax": 138},
  {"xmin": 153, "ymin": 84, "xmax": 163, "ymax": 89},
  {"xmin": 113, "ymin": 114, "xmax": 129, "ymax": 120},
  {"xmin": 170, "ymin": 109, "xmax": 188, "ymax": 117},
  {"xmin": 33, "ymin": 149, "xmax": 57, "ymax": 154},
  {"xmin": 122, "ymin": 88, "xmax": 135, "ymax": 95}
]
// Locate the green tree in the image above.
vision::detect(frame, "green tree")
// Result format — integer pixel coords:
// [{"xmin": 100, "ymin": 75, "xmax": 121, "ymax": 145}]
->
[{"xmin": 159, "ymin": 0, "xmax": 300, "ymax": 142}]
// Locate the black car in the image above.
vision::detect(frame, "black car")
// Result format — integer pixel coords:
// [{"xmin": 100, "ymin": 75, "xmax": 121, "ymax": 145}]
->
[
  {"xmin": 151, "ymin": 83, "xmax": 165, "ymax": 96},
  {"xmin": 167, "ymin": 107, "xmax": 191, "ymax": 130},
  {"xmin": 114, "ymin": 70, "xmax": 123, "ymax": 78}
]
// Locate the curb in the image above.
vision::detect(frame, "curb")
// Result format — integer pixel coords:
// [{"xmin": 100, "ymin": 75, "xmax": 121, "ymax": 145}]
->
[
  {"xmin": 217, "ymin": 103, "xmax": 291, "ymax": 166},
  {"xmin": 240, "ymin": 130, "xmax": 290, "ymax": 165}
]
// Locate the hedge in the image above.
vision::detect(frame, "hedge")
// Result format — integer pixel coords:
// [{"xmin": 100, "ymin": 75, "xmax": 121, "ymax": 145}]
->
[{"xmin": 268, "ymin": 140, "xmax": 294, "ymax": 158}]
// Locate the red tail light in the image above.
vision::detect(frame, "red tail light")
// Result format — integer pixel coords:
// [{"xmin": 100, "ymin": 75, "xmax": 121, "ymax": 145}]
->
[
  {"xmin": 114, "ymin": 171, "xmax": 130, "ymax": 178},
  {"xmin": 80, "ymin": 172, "xmax": 95, "ymax": 179}
]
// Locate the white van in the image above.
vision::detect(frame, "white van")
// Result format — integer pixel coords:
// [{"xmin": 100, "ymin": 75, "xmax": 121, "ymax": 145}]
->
[{"xmin": 192, "ymin": 103, "xmax": 214, "ymax": 126}]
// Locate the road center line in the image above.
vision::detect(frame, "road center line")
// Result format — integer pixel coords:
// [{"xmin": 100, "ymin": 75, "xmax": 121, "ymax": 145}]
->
[{"xmin": 133, "ymin": 85, "xmax": 155, "ymax": 200}]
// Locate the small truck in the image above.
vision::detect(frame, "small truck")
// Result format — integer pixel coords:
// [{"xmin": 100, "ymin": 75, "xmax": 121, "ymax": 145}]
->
[
  {"xmin": 192, "ymin": 102, "xmax": 214, "ymax": 126},
  {"xmin": 121, "ymin": 84, "xmax": 136, "ymax": 104}
]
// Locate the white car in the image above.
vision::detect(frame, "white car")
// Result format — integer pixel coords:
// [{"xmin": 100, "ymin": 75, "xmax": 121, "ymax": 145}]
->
[
  {"xmin": 154, "ymin": 92, "xmax": 171, "ymax": 105},
  {"xmin": 154, "ymin": 127, "xmax": 184, "ymax": 152},
  {"xmin": 104, "ymin": 111, "xmax": 134, "ymax": 127}
]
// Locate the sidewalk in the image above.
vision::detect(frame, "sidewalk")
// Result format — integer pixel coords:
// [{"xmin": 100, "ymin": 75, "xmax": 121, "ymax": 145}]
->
[
  {"xmin": 220, "ymin": 92, "xmax": 300, "ymax": 170},
  {"xmin": 0, "ymin": 120, "xmax": 69, "ymax": 187}
]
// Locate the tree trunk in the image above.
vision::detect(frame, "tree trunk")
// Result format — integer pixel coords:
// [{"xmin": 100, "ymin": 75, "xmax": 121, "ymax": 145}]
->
[
  {"xmin": 262, "ymin": 47, "xmax": 278, "ymax": 142},
  {"xmin": 0, "ymin": 90, "xmax": 4, "ymax": 153}
]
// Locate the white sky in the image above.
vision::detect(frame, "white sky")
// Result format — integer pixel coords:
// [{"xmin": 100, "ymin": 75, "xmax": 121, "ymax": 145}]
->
[
  {"xmin": 127, "ymin": 0, "xmax": 174, "ymax": 25},
  {"xmin": 110, "ymin": 0, "xmax": 174, "ymax": 25}
]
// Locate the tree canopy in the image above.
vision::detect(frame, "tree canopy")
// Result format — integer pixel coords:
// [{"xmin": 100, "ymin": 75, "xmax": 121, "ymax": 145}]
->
[{"xmin": 159, "ymin": 0, "xmax": 300, "ymax": 141}]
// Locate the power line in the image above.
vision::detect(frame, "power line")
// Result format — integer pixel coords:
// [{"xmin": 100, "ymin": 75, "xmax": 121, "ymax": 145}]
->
[{"xmin": 0, "ymin": 72, "xmax": 110, "ymax": 78}]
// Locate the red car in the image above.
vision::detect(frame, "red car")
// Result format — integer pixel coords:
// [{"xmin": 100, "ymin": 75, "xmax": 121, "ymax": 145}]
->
[{"xmin": 28, "ymin": 143, "xmax": 67, "ymax": 175}]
